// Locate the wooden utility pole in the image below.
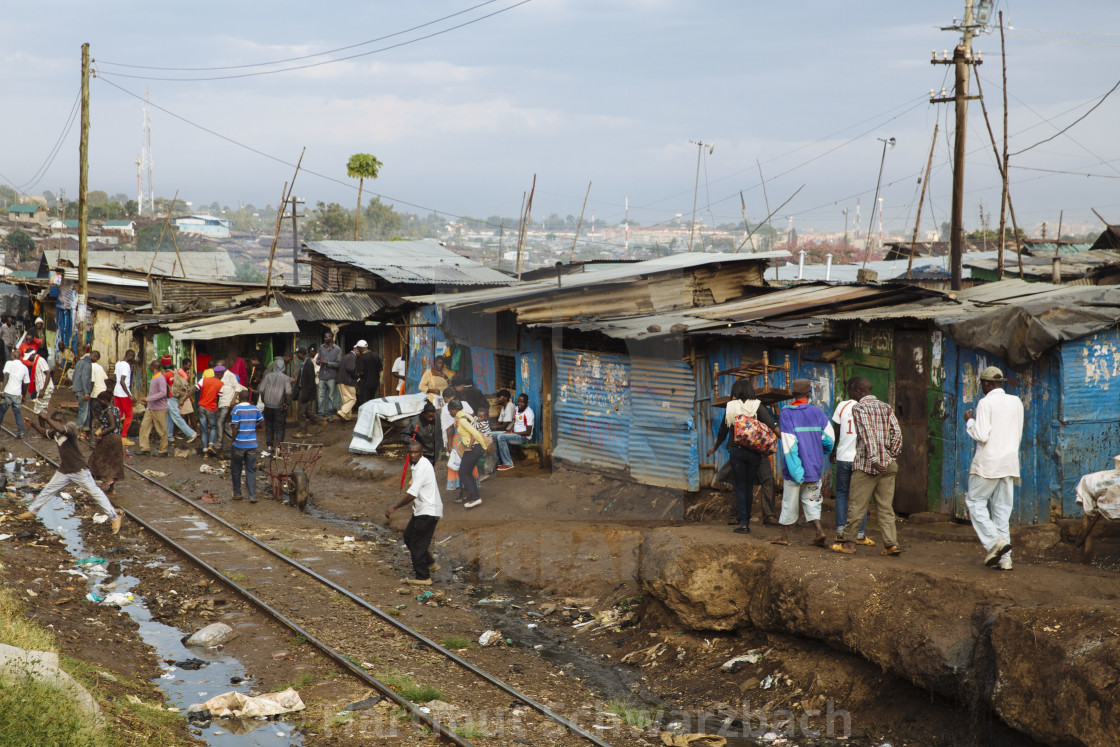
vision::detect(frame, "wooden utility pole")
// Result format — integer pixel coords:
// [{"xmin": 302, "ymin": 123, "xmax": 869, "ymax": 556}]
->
[
  {"xmin": 265, "ymin": 148, "xmax": 305, "ymax": 298},
  {"xmin": 907, "ymin": 124, "xmax": 939, "ymax": 279},
  {"xmin": 568, "ymin": 181, "xmax": 591, "ymax": 263},
  {"xmin": 77, "ymin": 43, "xmax": 90, "ymax": 348},
  {"xmin": 516, "ymin": 175, "xmax": 535, "ymax": 280},
  {"xmin": 973, "ymin": 66, "xmax": 1026, "ymax": 278},
  {"xmin": 290, "ymin": 195, "xmax": 302, "ymax": 285},
  {"xmin": 931, "ymin": 0, "xmax": 983, "ymax": 290}
]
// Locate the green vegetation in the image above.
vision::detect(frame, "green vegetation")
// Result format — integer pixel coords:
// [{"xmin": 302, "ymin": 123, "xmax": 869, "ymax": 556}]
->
[
  {"xmin": 454, "ymin": 722, "xmax": 486, "ymax": 738},
  {"xmin": 346, "ymin": 153, "xmax": 383, "ymax": 240},
  {"xmin": 273, "ymin": 672, "xmax": 316, "ymax": 692},
  {"xmin": 440, "ymin": 636, "xmax": 473, "ymax": 651},
  {"xmin": 379, "ymin": 672, "xmax": 443, "ymax": 703},
  {"xmin": 616, "ymin": 595, "xmax": 643, "ymax": 613},
  {"xmin": 288, "ymin": 634, "xmax": 307, "ymax": 648},
  {"xmin": 0, "ymin": 586, "xmax": 190, "ymax": 746},
  {"xmin": 223, "ymin": 571, "xmax": 249, "ymax": 583},
  {"xmin": 605, "ymin": 699, "xmax": 654, "ymax": 729},
  {"xmin": 279, "ymin": 546, "xmax": 298, "ymax": 557},
  {"xmin": 5, "ymin": 228, "xmax": 36, "ymax": 262}
]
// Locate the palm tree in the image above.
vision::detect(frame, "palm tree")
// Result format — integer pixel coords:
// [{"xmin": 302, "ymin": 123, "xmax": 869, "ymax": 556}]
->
[{"xmin": 346, "ymin": 153, "xmax": 383, "ymax": 240}]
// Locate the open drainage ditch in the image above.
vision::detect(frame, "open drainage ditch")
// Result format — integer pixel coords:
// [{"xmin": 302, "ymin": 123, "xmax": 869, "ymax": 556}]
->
[{"xmin": 7, "ymin": 457, "xmax": 303, "ymax": 746}]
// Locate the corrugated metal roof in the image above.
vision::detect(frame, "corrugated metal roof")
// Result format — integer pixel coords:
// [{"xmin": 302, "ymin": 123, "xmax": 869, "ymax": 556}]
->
[
  {"xmin": 303, "ymin": 239, "xmax": 513, "ymax": 286},
  {"xmin": 44, "ymin": 248, "xmax": 236, "ymax": 279},
  {"xmin": 965, "ymin": 249, "xmax": 1120, "ymax": 278},
  {"xmin": 409, "ymin": 250, "xmax": 788, "ymax": 310},
  {"xmin": 7, "ymin": 204, "xmax": 41, "ymax": 213},
  {"xmin": 273, "ymin": 291, "xmax": 398, "ymax": 322},
  {"xmin": 164, "ymin": 307, "xmax": 299, "ymax": 341},
  {"xmin": 766, "ymin": 251, "xmax": 1002, "ymax": 283}
]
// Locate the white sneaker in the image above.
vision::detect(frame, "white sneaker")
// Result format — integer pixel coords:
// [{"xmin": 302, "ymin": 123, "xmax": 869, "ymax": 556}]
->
[
  {"xmin": 997, "ymin": 550, "xmax": 1013, "ymax": 571},
  {"xmin": 260, "ymin": 450, "xmax": 271, "ymax": 458},
  {"xmin": 463, "ymin": 499, "xmax": 482, "ymax": 509},
  {"xmin": 984, "ymin": 540, "xmax": 1011, "ymax": 567}
]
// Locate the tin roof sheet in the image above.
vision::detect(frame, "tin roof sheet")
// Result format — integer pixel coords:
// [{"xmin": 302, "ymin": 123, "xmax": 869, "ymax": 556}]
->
[
  {"xmin": 44, "ymin": 248, "xmax": 236, "ymax": 279},
  {"xmin": 409, "ymin": 251, "xmax": 788, "ymax": 309},
  {"xmin": 303, "ymin": 239, "xmax": 514, "ymax": 286},
  {"xmin": 273, "ymin": 290, "xmax": 399, "ymax": 322},
  {"xmin": 164, "ymin": 307, "xmax": 299, "ymax": 341}
]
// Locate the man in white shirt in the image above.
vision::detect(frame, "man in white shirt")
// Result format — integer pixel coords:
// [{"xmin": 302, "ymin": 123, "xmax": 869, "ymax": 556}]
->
[
  {"xmin": 492, "ymin": 389, "xmax": 515, "ymax": 430},
  {"xmin": 391, "ymin": 354, "xmax": 407, "ymax": 396},
  {"xmin": 963, "ymin": 366, "xmax": 1024, "ymax": 571},
  {"xmin": 831, "ymin": 378, "xmax": 870, "ymax": 543},
  {"xmin": 0, "ymin": 350, "xmax": 29, "ymax": 437},
  {"xmin": 495, "ymin": 393, "xmax": 534, "ymax": 471},
  {"xmin": 113, "ymin": 350, "xmax": 136, "ymax": 446},
  {"xmin": 385, "ymin": 441, "xmax": 443, "ymax": 586},
  {"xmin": 89, "ymin": 351, "xmax": 108, "ymax": 399}
]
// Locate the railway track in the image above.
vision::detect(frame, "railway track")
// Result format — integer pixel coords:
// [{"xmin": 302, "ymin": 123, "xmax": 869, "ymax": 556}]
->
[{"xmin": 8, "ymin": 431, "xmax": 616, "ymax": 747}]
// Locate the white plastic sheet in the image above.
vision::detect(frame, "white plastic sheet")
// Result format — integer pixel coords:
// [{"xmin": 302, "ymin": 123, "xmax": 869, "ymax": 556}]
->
[
  {"xmin": 348, "ymin": 393, "xmax": 429, "ymax": 455},
  {"xmin": 188, "ymin": 688, "xmax": 305, "ymax": 718}
]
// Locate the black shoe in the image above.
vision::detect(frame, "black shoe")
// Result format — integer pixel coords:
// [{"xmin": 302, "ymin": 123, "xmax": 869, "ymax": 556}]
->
[{"xmin": 733, "ymin": 524, "xmax": 750, "ymax": 534}]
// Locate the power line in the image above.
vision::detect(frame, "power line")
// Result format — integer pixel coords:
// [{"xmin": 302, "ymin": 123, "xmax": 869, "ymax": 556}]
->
[
  {"xmin": 19, "ymin": 90, "xmax": 82, "ymax": 194},
  {"xmin": 1009, "ymin": 76, "xmax": 1120, "ymax": 156},
  {"xmin": 94, "ymin": 0, "xmax": 533, "ymax": 83},
  {"xmin": 97, "ymin": 0, "xmax": 503, "ymax": 72}
]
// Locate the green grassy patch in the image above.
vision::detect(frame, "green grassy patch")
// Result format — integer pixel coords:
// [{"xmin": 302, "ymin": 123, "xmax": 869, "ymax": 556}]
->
[
  {"xmin": 223, "ymin": 571, "xmax": 249, "ymax": 583},
  {"xmin": 279, "ymin": 546, "xmax": 298, "ymax": 557},
  {"xmin": 454, "ymin": 722, "xmax": 486, "ymax": 738},
  {"xmin": 273, "ymin": 672, "xmax": 316, "ymax": 692},
  {"xmin": 605, "ymin": 699, "xmax": 654, "ymax": 729},
  {"xmin": 289, "ymin": 634, "xmax": 307, "ymax": 648},
  {"xmin": 440, "ymin": 636, "xmax": 473, "ymax": 651},
  {"xmin": 379, "ymin": 672, "xmax": 443, "ymax": 703}
]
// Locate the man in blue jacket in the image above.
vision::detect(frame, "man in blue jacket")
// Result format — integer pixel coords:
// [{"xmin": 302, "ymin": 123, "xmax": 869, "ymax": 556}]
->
[{"xmin": 774, "ymin": 378, "xmax": 834, "ymax": 547}]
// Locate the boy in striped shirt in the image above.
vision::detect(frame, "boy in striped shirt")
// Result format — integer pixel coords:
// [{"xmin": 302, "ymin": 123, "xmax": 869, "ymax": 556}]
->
[{"xmin": 229, "ymin": 390, "xmax": 264, "ymax": 503}]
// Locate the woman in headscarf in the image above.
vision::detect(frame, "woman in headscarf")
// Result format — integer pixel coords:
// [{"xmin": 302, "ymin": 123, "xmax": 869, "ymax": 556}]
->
[
  {"xmin": 419, "ymin": 356, "xmax": 449, "ymax": 405},
  {"xmin": 230, "ymin": 356, "xmax": 248, "ymax": 388},
  {"xmin": 707, "ymin": 378, "xmax": 779, "ymax": 534},
  {"xmin": 88, "ymin": 390, "xmax": 125, "ymax": 494}
]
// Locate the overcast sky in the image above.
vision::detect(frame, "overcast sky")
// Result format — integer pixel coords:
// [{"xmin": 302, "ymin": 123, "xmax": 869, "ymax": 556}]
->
[{"xmin": 3, "ymin": 0, "xmax": 1119, "ymax": 237}]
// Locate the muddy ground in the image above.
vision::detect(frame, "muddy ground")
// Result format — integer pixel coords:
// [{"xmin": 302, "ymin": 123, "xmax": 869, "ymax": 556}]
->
[{"xmin": 7, "ymin": 411, "xmax": 1115, "ymax": 745}]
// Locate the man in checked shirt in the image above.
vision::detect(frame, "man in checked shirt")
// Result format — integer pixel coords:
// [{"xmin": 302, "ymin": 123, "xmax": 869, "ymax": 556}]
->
[{"xmin": 832, "ymin": 376, "xmax": 903, "ymax": 556}]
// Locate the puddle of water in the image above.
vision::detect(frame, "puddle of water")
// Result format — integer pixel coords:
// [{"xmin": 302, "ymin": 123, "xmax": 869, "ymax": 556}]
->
[{"xmin": 22, "ymin": 469, "xmax": 305, "ymax": 746}]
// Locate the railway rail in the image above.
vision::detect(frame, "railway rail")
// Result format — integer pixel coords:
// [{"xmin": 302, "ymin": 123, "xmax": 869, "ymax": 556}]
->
[{"xmin": 7, "ymin": 430, "xmax": 615, "ymax": 747}]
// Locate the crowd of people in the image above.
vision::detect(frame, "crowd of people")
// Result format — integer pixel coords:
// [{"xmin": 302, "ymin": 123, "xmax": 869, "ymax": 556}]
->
[{"xmin": 709, "ymin": 368, "xmax": 1024, "ymax": 571}]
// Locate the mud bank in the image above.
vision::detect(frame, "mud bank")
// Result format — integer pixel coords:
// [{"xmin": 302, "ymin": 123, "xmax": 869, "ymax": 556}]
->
[{"xmin": 641, "ymin": 526, "xmax": 1118, "ymax": 747}]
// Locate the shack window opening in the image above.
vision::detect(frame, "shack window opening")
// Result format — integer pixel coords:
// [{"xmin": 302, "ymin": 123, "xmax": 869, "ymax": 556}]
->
[{"xmin": 495, "ymin": 353, "xmax": 516, "ymax": 391}]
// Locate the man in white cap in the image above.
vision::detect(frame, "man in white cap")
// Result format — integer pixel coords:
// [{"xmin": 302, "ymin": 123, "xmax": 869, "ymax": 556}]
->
[
  {"xmin": 335, "ymin": 341, "xmax": 362, "ymax": 422},
  {"xmin": 963, "ymin": 366, "xmax": 1024, "ymax": 570}
]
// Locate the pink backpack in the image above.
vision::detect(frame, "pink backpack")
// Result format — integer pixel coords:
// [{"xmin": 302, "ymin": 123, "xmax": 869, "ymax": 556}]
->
[{"xmin": 733, "ymin": 414, "xmax": 777, "ymax": 454}]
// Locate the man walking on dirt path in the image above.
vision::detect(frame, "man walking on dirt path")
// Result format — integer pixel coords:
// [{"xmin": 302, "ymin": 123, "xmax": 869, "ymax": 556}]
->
[
  {"xmin": 355, "ymin": 340, "xmax": 382, "ymax": 407},
  {"xmin": 293, "ymin": 347, "xmax": 321, "ymax": 438},
  {"xmin": 72, "ymin": 347, "xmax": 92, "ymax": 435},
  {"xmin": 964, "ymin": 366, "xmax": 1023, "ymax": 571},
  {"xmin": 113, "ymin": 349, "xmax": 136, "ymax": 446},
  {"xmin": 0, "ymin": 349, "xmax": 28, "ymax": 438},
  {"xmin": 386, "ymin": 440, "xmax": 443, "ymax": 586},
  {"xmin": 774, "ymin": 379, "xmax": 834, "ymax": 547},
  {"xmin": 336, "ymin": 342, "xmax": 360, "ymax": 422},
  {"xmin": 19, "ymin": 412, "xmax": 121, "ymax": 534},
  {"xmin": 229, "ymin": 390, "xmax": 264, "ymax": 503},
  {"xmin": 138, "ymin": 360, "xmax": 170, "ymax": 457},
  {"xmin": 259, "ymin": 359, "xmax": 291, "ymax": 457},
  {"xmin": 831, "ymin": 377, "xmax": 903, "ymax": 556}
]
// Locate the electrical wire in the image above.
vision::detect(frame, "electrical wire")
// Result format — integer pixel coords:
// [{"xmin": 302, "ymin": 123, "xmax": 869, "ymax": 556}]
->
[
  {"xmin": 94, "ymin": 0, "xmax": 533, "ymax": 83},
  {"xmin": 18, "ymin": 90, "xmax": 82, "ymax": 194},
  {"xmin": 1009, "ymin": 76, "xmax": 1120, "ymax": 156},
  {"xmin": 97, "ymin": 0, "xmax": 503, "ymax": 71}
]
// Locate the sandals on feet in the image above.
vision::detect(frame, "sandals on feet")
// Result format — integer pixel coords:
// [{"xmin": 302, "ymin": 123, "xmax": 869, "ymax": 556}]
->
[
  {"xmin": 856, "ymin": 537, "xmax": 876, "ymax": 546},
  {"xmin": 831, "ymin": 543, "xmax": 857, "ymax": 554},
  {"xmin": 770, "ymin": 538, "xmax": 790, "ymax": 546},
  {"xmin": 811, "ymin": 536, "xmax": 827, "ymax": 547},
  {"xmin": 881, "ymin": 545, "xmax": 902, "ymax": 556}
]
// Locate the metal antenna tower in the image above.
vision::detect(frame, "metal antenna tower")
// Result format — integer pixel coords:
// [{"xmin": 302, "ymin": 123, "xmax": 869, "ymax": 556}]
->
[{"xmin": 139, "ymin": 87, "xmax": 154, "ymax": 216}]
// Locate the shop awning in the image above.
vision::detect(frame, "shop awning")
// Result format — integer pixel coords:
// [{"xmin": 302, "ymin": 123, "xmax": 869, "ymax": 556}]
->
[{"xmin": 165, "ymin": 307, "xmax": 300, "ymax": 342}]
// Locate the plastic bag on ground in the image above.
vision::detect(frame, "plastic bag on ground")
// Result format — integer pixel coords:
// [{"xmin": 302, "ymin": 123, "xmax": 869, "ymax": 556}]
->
[{"xmin": 188, "ymin": 688, "xmax": 305, "ymax": 718}]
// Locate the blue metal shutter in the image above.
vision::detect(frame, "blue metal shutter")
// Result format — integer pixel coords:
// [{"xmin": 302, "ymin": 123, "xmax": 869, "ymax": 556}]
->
[
  {"xmin": 553, "ymin": 349, "xmax": 631, "ymax": 471},
  {"xmin": 629, "ymin": 356, "xmax": 698, "ymax": 491}
]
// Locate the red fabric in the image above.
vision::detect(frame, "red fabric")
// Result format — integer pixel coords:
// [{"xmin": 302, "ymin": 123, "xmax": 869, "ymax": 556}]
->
[
  {"xmin": 231, "ymin": 357, "xmax": 248, "ymax": 387},
  {"xmin": 115, "ymin": 395, "xmax": 134, "ymax": 437},
  {"xmin": 162, "ymin": 371, "xmax": 174, "ymax": 385},
  {"xmin": 197, "ymin": 377, "xmax": 223, "ymax": 411},
  {"xmin": 196, "ymin": 353, "xmax": 213, "ymax": 374}
]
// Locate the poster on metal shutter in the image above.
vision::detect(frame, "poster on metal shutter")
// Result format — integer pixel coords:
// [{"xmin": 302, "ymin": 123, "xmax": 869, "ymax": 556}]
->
[{"xmin": 553, "ymin": 349, "xmax": 631, "ymax": 471}]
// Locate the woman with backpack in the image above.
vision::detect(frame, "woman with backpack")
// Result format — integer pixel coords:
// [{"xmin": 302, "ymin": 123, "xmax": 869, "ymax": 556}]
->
[{"xmin": 707, "ymin": 378, "xmax": 779, "ymax": 534}]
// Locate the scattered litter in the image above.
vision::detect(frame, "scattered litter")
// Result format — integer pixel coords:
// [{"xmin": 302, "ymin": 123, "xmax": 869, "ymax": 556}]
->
[
  {"xmin": 173, "ymin": 659, "xmax": 208, "ymax": 671},
  {"xmin": 760, "ymin": 674, "xmax": 777, "ymax": 690},
  {"xmin": 416, "ymin": 590, "xmax": 434, "ymax": 602},
  {"xmin": 188, "ymin": 689, "xmax": 305, "ymax": 719},
  {"xmin": 477, "ymin": 596, "xmax": 509, "ymax": 606},
  {"xmin": 720, "ymin": 648, "xmax": 769, "ymax": 673},
  {"xmin": 76, "ymin": 557, "xmax": 106, "ymax": 565},
  {"xmin": 343, "ymin": 536, "xmax": 355, "ymax": 542},
  {"xmin": 659, "ymin": 734, "xmax": 727, "ymax": 746},
  {"xmin": 59, "ymin": 492, "xmax": 73, "ymax": 501},
  {"xmin": 101, "ymin": 592, "xmax": 134, "ymax": 607},
  {"xmin": 0, "ymin": 534, "xmax": 11, "ymax": 541},
  {"xmin": 478, "ymin": 630, "xmax": 502, "ymax": 647},
  {"xmin": 85, "ymin": 592, "xmax": 103, "ymax": 603},
  {"xmin": 527, "ymin": 623, "xmax": 538, "ymax": 629},
  {"xmin": 184, "ymin": 622, "xmax": 238, "ymax": 648},
  {"xmin": 173, "ymin": 448, "xmax": 190, "ymax": 458},
  {"xmin": 345, "ymin": 696, "xmax": 381, "ymax": 711},
  {"xmin": 91, "ymin": 514, "xmax": 108, "ymax": 524},
  {"xmin": 143, "ymin": 469, "xmax": 170, "ymax": 478}
]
